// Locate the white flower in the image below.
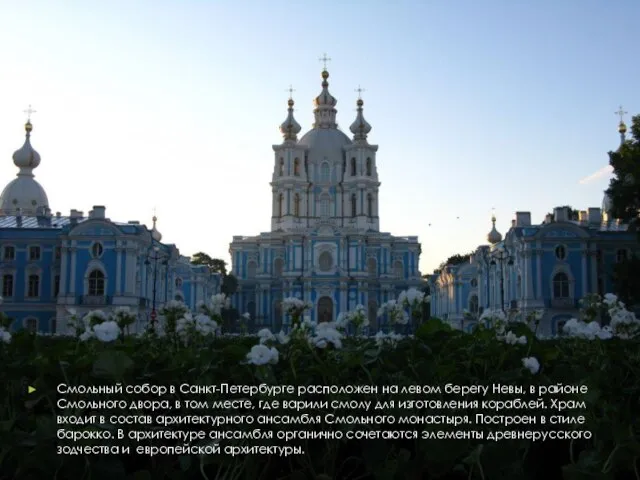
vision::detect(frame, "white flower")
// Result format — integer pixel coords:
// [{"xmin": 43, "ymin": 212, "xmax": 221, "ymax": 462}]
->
[
  {"xmin": 92, "ymin": 321, "xmax": 120, "ymax": 342},
  {"xmin": 275, "ymin": 331, "xmax": 290, "ymax": 344},
  {"xmin": 283, "ymin": 297, "xmax": 313, "ymax": 316},
  {"xmin": 310, "ymin": 322, "xmax": 343, "ymax": 349},
  {"xmin": 522, "ymin": 357, "xmax": 540, "ymax": 374},
  {"xmin": 242, "ymin": 312, "xmax": 251, "ymax": 320},
  {"xmin": 246, "ymin": 344, "xmax": 279, "ymax": 365},
  {"xmin": 501, "ymin": 331, "xmax": 527, "ymax": 345},
  {"xmin": 374, "ymin": 330, "xmax": 404, "ymax": 347},
  {"xmin": 208, "ymin": 294, "xmax": 230, "ymax": 316},
  {"xmin": 79, "ymin": 330, "xmax": 94, "ymax": 341},
  {"xmin": 257, "ymin": 328, "xmax": 276, "ymax": 344},
  {"xmin": 0, "ymin": 327, "xmax": 11, "ymax": 344}
]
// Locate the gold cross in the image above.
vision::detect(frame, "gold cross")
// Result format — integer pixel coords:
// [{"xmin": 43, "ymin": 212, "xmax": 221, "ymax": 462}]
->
[
  {"xmin": 319, "ymin": 53, "xmax": 331, "ymax": 70},
  {"xmin": 286, "ymin": 85, "xmax": 295, "ymax": 99},
  {"xmin": 23, "ymin": 104, "xmax": 36, "ymax": 121},
  {"xmin": 615, "ymin": 105, "xmax": 627, "ymax": 123},
  {"xmin": 355, "ymin": 85, "xmax": 365, "ymax": 99}
]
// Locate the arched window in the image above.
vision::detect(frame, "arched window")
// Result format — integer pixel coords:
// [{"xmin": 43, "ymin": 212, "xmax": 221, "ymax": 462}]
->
[
  {"xmin": 319, "ymin": 195, "xmax": 330, "ymax": 217},
  {"xmin": 351, "ymin": 194, "xmax": 357, "ymax": 217},
  {"xmin": 350, "ymin": 158, "xmax": 356, "ymax": 176},
  {"xmin": 277, "ymin": 194, "xmax": 284, "ymax": 217},
  {"xmin": 394, "ymin": 261, "xmax": 403, "ymax": 279},
  {"xmin": 279, "ymin": 158, "xmax": 284, "ymax": 176},
  {"xmin": 88, "ymin": 270, "xmax": 105, "ymax": 296},
  {"xmin": 293, "ymin": 194, "xmax": 301, "ymax": 217},
  {"xmin": 469, "ymin": 295, "xmax": 479, "ymax": 314},
  {"xmin": 366, "ymin": 158, "xmax": 372, "ymax": 176},
  {"xmin": 367, "ymin": 257, "xmax": 377, "ymax": 277},
  {"xmin": 293, "ymin": 158, "xmax": 300, "ymax": 176},
  {"xmin": 27, "ymin": 274, "xmax": 40, "ymax": 297},
  {"xmin": 247, "ymin": 261, "xmax": 257, "ymax": 279},
  {"xmin": 274, "ymin": 258, "xmax": 284, "ymax": 278},
  {"xmin": 367, "ymin": 193, "xmax": 373, "ymax": 217},
  {"xmin": 552, "ymin": 272, "xmax": 569, "ymax": 298},
  {"xmin": 318, "ymin": 252, "xmax": 333, "ymax": 272},
  {"xmin": 320, "ymin": 162, "xmax": 330, "ymax": 182}
]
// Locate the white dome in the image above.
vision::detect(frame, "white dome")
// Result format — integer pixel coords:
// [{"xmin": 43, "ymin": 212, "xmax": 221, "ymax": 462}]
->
[
  {"xmin": 0, "ymin": 176, "xmax": 49, "ymax": 215},
  {"xmin": 298, "ymin": 128, "xmax": 352, "ymax": 150}
]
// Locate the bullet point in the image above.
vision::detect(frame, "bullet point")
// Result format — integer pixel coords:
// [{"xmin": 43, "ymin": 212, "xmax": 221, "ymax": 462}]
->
[{"xmin": 28, "ymin": 386, "xmax": 36, "ymax": 394}]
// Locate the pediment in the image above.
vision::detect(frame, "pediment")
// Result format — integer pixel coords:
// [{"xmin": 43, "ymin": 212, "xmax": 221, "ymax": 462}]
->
[{"xmin": 69, "ymin": 220, "xmax": 121, "ymax": 237}]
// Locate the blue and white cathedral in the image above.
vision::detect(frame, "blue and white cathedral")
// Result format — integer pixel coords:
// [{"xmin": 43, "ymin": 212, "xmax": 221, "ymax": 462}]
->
[
  {"xmin": 428, "ymin": 115, "xmax": 639, "ymax": 336},
  {"xmin": 0, "ymin": 117, "xmax": 221, "ymax": 333},
  {"xmin": 229, "ymin": 67, "xmax": 423, "ymax": 329}
]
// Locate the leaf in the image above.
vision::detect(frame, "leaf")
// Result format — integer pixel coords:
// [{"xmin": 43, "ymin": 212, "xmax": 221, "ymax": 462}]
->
[
  {"xmin": 92, "ymin": 350, "xmax": 134, "ymax": 380},
  {"xmin": 128, "ymin": 471, "xmax": 152, "ymax": 480},
  {"xmin": 561, "ymin": 464, "xmax": 613, "ymax": 480},
  {"xmin": 178, "ymin": 455, "xmax": 191, "ymax": 471},
  {"xmin": 463, "ymin": 444, "xmax": 483, "ymax": 465}
]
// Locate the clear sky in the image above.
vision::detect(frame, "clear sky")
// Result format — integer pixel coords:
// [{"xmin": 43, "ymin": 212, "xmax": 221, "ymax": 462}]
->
[{"xmin": 0, "ymin": 1, "xmax": 637, "ymax": 274}]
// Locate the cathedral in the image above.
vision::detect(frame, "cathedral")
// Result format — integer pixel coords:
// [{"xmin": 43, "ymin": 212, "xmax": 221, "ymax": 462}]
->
[
  {"xmin": 229, "ymin": 66, "xmax": 423, "ymax": 329},
  {"xmin": 0, "ymin": 115, "xmax": 220, "ymax": 333}
]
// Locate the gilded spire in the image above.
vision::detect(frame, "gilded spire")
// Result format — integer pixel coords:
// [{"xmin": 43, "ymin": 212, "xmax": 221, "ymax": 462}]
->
[
  {"xmin": 487, "ymin": 210, "xmax": 502, "ymax": 244},
  {"xmin": 279, "ymin": 86, "xmax": 301, "ymax": 142},
  {"xmin": 313, "ymin": 54, "xmax": 338, "ymax": 129},
  {"xmin": 350, "ymin": 86, "xmax": 372, "ymax": 143},
  {"xmin": 615, "ymin": 105, "xmax": 627, "ymax": 145}
]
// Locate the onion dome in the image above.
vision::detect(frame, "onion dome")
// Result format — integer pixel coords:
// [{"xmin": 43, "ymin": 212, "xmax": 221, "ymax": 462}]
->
[
  {"xmin": 151, "ymin": 215, "xmax": 162, "ymax": 241},
  {"xmin": 487, "ymin": 214, "xmax": 502, "ymax": 244},
  {"xmin": 350, "ymin": 97, "xmax": 372, "ymax": 142},
  {"xmin": 13, "ymin": 120, "xmax": 41, "ymax": 175},
  {"xmin": 279, "ymin": 97, "xmax": 301, "ymax": 142},
  {"xmin": 0, "ymin": 119, "xmax": 49, "ymax": 215},
  {"xmin": 312, "ymin": 70, "xmax": 338, "ymax": 129}
]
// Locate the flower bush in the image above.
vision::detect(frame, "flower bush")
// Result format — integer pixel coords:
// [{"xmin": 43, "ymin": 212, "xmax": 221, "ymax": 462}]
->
[{"xmin": 0, "ymin": 290, "xmax": 639, "ymax": 479}]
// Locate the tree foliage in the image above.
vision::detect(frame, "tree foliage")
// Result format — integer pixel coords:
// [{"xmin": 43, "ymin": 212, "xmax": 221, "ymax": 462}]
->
[
  {"xmin": 438, "ymin": 252, "xmax": 472, "ymax": 271},
  {"xmin": 191, "ymin": 252, "xmax": 228, "ymax": 276},
  {"xmin": 606, "ymin": 114, "xmax": 640, "ymax": 238},
  {"xmin": 611, "ymin": 254, "xmax": 640, "ymax": 306}
]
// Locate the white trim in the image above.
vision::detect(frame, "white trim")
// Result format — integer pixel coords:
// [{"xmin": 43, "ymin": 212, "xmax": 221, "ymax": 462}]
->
[
  {"xmin": 554, "ymin": 243, "xmax": 567, "ymax": 261},
  {"xmin": 549, "ymin": 265, "xmax": 574, "ymax": 299},
  {"xmin": 84, "ymin": 260, "xmax": 108, "ymax": 296},
  {"xmin": 90, "ymin": 241, "xmax": 104, "ymax": 259},
  {"xmin": 25, "ymin": 270, "xmax": 41, "ymax": 299}
]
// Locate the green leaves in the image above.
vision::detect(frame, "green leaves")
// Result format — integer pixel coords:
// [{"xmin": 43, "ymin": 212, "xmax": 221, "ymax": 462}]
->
[{"xmin": 92, "ymin": 350, "xmax": 133, "ymax": 380}]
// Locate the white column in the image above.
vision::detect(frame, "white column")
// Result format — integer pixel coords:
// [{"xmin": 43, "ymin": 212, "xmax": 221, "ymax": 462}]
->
[
  {"xmin": 581, "ymin": 249, "xmax": 588, "ymax": 296},
  {"xmin": 115, "ymin": 244, "xmax": 122, "ymax": 295},
  {"xmin": 125, "ymin": 248, "xmax": 136, "ymax": 295},
  {"xmin": 536, "ymin": 244, "xmax": 542, "ymax": 300},
  {"xmin": 60, "ymin": 243, "xmax": 68, "ymax": 295},
  {"xmin": 69, "ymin": 245, "xmax": 77, "ymax": 295}
]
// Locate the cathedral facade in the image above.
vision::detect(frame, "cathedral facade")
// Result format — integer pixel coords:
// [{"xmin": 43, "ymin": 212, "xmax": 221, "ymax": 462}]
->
[
  {"xmin": 0, "ymin": 118, "xmax": 220, "ymax": 333},
  {"xmin": 229, "ymin": 67, "xmax": 423, "ymax": 329}
]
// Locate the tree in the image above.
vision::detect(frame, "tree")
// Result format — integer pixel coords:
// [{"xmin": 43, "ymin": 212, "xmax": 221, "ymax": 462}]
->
[
  {"xmin": 606, "ymin": 114, "xmax": 640, "ymax": 239},
  {"xmin": 221, "ymin": 274, "xmax": 238, "ymax": 297},
  {"xmin": 438, "ymin": 252, "xmax": 472, "ymax": 271},
  {"xmin": 191, "ymin": 252, "xmax": 227, "ymax": 276},
  {"xmin": 611, "ymin": 255, "xmax": 640, "ymax": 306}
]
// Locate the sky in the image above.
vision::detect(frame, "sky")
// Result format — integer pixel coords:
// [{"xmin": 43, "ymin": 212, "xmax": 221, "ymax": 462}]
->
[{"xmin": 0, "ymin": 0, "xmax": 638, "ymax": 274}]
